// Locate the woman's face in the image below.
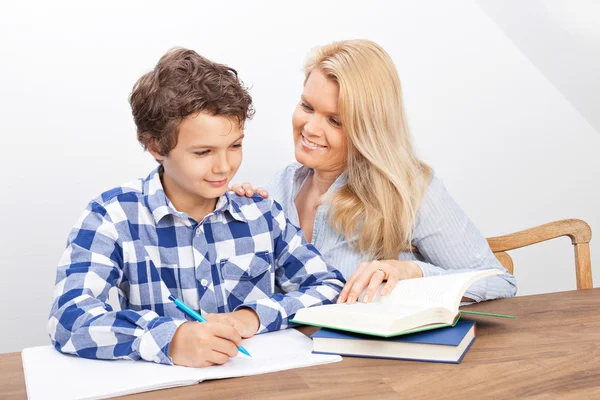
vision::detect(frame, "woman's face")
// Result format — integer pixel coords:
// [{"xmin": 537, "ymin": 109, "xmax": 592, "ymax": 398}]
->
[{"xmin": 292, "ymin": 68, "xmax": 347, "ymax": 176}]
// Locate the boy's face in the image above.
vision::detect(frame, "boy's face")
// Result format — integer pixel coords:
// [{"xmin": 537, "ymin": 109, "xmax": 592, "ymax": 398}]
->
[{"xmin": 150, "ymin": 112, "xmax": 244, "ymax": 207}]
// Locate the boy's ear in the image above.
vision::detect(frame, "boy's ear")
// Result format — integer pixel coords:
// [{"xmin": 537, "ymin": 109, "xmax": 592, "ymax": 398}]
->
[{"xmin": 146, "ymin": 141, "xmax": 165, "ymax": 163}]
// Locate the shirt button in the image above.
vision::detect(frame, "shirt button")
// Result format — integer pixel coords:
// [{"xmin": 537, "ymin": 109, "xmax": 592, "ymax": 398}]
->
[
  {"xmin": 475, "ymin": 254, "xmax": 482, "ymax": 259},
  {"xmin": 196, "ymin": 228, "xmax": 201, "ymax": 236},
  {"xmin": 200, "ymin": 279, "xmax": 208, "ymax": 287}
]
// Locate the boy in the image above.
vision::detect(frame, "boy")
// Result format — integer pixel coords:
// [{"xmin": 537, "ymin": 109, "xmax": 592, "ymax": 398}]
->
[{"xmin": 48, "ymin": 48, "xmax": 345, "ymax": 367}]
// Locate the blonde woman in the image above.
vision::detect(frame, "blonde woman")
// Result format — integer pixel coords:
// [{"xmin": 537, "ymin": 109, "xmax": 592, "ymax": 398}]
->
[{"xmin": 233, "ymin": 39, "xmax": 516, "ymax": 304}]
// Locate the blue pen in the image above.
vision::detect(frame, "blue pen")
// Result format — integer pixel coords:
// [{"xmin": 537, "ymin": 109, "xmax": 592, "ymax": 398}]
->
[{"xmin": 168, "ymin": 294, "xmax": 252, "ymax": 357}]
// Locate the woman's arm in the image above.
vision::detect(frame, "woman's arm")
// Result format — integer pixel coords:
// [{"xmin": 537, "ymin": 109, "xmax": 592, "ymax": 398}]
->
[
  {"xmin": 408, "ymin": 177, "xmax": 517, "ymax": 302},
  {"xmin": 338, "ymin": 177, "xmax": 517, "ymax": 304}
]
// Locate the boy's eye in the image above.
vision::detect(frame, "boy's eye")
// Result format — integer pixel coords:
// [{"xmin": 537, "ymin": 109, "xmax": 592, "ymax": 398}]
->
[{"xmin": 194, "ymin": 150, "xmax": 210, "ymax": 156}]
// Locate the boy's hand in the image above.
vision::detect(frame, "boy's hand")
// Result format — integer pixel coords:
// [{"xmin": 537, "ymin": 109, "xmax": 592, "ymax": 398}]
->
[
  {"xmin": 205, "ymin": 309, "xmax": 260, "ymax": 338},
  {"xmin": 169, "ymin": 321, "xmax": 242, "ymax": 367}
]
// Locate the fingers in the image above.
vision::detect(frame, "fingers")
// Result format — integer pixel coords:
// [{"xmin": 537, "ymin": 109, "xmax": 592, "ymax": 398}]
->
[
  {"xmin": 195, "ymin": 323, "xmax": 242, "ymax": 365},
  {"xmin": 188, "ymin": 359, "xmax": 216, "ymax": 368},
  {"xmin": 230, "ymin": 182, "xmax": 269, "ymax": 198},
  {"xmin": 337, "ymin": 262, "xmax": 372, "ymax": 304},
  {"xmin": 363, "ymin": 269, "xmax": 386, "ymax": 303},
  {"xmin": 337, "ymin": 265, "xmax": 359, "ymax": 303},
  {"xmin": 241, "ymin": 182, "xmax": 253, "ymax": 197},
  {"xmin": 209, "ymin": 321, "xmax": 243, "ymax": 347},
  {"xmin": 170, "ymin": 321, "xmax": 244, "ymax": 367},
  {"xmin": 337, "ymin": 260, "xmax": 422, "ymax": 303},
  {"xmin": 210, "ymin": 336, "xmax": 239, "ymax": 359},
  {"xmin": 206, "ymin": 350, "xmax": 230, "ymax": 365},
  {"xmin": 204, "ymin": 313, "xmax": 235, "ymax": 327},
  {"xmin": 229, "ymin": 182, "xmax": 252, "ymax": 197},
  {"xmin": 196, "ymin": 323, "xmax": 242, "ymax": 366},
  {"xmin": 380, "ymin": 271, "xmax": 401, "ymax": 296},
  {"xmin": 347, "ymin": 266, "xmax": 379, "ymax": 304},
  {"xmin": 205, "ymin": 313, "xmax": 252, "ymax": 338},
  {"xmin": 205, "ymin": 325, "xmax": 241, "ymax": 364},
  {"xmin": 243, "ymin": 185, "xmax": 268, "ymax": 198},
  {"xmin": 256, "ymin": 187, "xmax": 269, "ymax": 198}
]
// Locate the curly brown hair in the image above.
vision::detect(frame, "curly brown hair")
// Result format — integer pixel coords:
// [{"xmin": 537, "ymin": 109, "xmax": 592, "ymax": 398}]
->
[{"xmin": 129, "ymin": 47, "xmax": 254, "ymax": 156}]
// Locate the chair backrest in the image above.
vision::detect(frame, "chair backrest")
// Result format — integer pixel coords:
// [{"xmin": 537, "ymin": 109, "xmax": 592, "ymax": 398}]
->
[
  {"xmin": 411, "ymin": 219, "xmax": 593, "ymax": 290},
  {"xmin": 486, "ymin": 219, "xmax": 593, "ymax": 290}
]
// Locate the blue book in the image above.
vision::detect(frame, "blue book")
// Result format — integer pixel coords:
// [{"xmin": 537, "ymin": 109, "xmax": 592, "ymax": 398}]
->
[{"xmin": 310, "ymin": 320, "xmax": 476, "ymax": 364}]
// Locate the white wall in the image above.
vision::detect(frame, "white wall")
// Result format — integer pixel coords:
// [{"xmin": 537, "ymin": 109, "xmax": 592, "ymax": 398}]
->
[
  {"xmin": 476, "ymin": 0, "xmax": 600, "ymax": 138},
  {"xmin": 0, "ymin": 0, "xmax": 598, "ymax": 354}
]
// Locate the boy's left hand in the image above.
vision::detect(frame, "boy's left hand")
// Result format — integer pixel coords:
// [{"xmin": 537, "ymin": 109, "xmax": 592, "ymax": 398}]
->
[{"xmin": 205, "ymin": 309, "xmax": 260, "ymax": 338}]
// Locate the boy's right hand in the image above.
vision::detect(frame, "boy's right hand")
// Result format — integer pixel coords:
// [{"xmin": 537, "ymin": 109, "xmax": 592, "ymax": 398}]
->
[
  {"xmin": 229, "ymin": 182, "xmax": 269, "ymax": 198},
  {"xmin": 169, "ymin": 321, "xmax": 242, "ymax": 367}
]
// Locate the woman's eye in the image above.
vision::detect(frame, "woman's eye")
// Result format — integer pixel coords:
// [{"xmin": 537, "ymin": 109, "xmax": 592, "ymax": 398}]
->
[
  {"xmin": 329, "ymin": 117, "xmax": 342, "ymax": 127},
  {"xmin": 300, "ymin": 102, "xmax": 313, "ymax": 112},
  {"xmin": 232, "ymin": 143, "xmax": 242, "ymax": 149},
  {"xmin": 194, "ymin": 150, "xmax": 210, "ymax": 156}
]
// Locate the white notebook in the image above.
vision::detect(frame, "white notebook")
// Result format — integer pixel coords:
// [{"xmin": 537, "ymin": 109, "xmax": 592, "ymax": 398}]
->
[{"xmin": 22, "ymin": 329, "xmax": 341, "ymax": 400}]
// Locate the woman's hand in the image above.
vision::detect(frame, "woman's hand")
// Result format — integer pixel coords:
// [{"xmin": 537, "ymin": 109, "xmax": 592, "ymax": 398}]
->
[
  {"xmin": 229, "ymin": 182, "xmax": 269, "ymax": 198},
  {"xmin": 337, "ymin": 260, "xmax": 423, "ymax": 304}
]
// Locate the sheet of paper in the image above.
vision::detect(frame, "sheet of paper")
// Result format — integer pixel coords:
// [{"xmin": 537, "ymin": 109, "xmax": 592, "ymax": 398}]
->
[
  {"xmin": 22, "ymin": 346, "xmax": 200, "ymax": 400},
  {"xmin": 195, "ymin": 329, "xmax": 342, "ymax": 380},
  {"xmin": 22, "ymin": 329, "xmax": 341, "ymax": 400}
]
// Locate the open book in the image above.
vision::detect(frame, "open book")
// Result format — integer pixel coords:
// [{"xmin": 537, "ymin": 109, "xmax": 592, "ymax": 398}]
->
[
  {"xmin": 22, "ymin": 329, "xmax": 341, "ymax": 400},
  {"xmin": 291, "ymin": 269, "xmax": 501, "ymax": 337}
]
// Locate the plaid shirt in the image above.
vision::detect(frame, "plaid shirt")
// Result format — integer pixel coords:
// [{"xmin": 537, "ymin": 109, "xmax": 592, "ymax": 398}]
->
[{"xmin": 48, "ymin": 167, "xmax": 345, "ymax": 365}]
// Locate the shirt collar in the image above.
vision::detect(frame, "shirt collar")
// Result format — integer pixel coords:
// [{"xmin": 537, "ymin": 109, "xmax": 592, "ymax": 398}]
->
[
  {"xmin": 218, "ymin": 191, "xmax": 248, "ymax": 223},
  {"xmin": 143, "ymin": 166, "xmax": 247, "ymax": 225}
]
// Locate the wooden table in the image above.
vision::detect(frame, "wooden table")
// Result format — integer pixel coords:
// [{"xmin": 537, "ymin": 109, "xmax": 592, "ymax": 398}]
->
[{"xmin": 2, "ymin": 288, "xmax": 600, "ymax": 399}]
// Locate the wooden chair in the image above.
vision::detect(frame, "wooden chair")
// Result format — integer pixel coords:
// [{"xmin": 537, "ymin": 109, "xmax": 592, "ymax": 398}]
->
[{"xmin": 486, "ymin": 219, "xmax": 593, "ymax": 290}]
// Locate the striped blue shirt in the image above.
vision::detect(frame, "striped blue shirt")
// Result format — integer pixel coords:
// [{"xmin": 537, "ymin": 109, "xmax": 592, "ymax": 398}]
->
[
  {"xmin": 265, "ymin": 163, "xmax": 517, "ymax": 302},
  {"xmin": 48, "ymin": 167, "xmax": 344, "ymax": 365}
]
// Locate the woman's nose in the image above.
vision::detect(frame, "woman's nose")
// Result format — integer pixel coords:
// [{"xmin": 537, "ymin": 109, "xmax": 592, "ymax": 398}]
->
[{"xmin": 304, "ymin": 114, "xmax": 322, "ymax": 137}]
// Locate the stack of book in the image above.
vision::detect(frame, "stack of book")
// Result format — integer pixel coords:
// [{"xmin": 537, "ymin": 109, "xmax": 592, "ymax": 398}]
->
[{"xmin": 291, "ymin": 269, "xmax": 505, "ymax": 364}]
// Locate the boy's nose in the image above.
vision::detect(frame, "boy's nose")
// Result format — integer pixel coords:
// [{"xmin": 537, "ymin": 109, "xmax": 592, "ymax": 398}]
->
[{"xmin": 212, "ymin": 154, "xmax": 230, "ymax": 175}]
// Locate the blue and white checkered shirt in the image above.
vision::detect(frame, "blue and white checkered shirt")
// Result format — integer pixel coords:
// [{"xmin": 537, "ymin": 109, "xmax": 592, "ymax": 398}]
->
[{"xmin": 48, "ymin": 167, "xmax": 345, "ymax": 365}]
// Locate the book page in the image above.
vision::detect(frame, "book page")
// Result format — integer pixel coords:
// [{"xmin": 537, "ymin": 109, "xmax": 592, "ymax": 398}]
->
[
  {"xmin": 22, "ymin": 330, "xmax": 340, "ymax": 400},
  {"xmin": 292, "ymin": 301, "xmax": 447, "ymax": 335},
  {"xmin": 369, "ymin": 269, "xmax": 501, "ymax": 311}
]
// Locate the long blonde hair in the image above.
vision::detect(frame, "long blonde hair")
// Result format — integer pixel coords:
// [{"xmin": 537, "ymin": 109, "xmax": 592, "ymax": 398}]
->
[{"xmin": 304, "ymin": 40, "xmax": 432, "ymax": 259}]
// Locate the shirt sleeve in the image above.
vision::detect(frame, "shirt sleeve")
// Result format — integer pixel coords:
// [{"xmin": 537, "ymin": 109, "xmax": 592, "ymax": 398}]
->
[
  {"xmin": 236, "ymin": 200, "xmax": 345, "ymax": 333},
  {"xmin": 48, "ymin": 201, "xmax": 185, "ymax": 365},
  {"xmin": 409, "ymin": 177, "xmax": 517, "ymax": 302}
]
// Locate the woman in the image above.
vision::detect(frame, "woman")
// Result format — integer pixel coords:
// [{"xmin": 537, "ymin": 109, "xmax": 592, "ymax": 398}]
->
[{"xmin": 233, "ymin": 39, "xmax": 516, "ymax": 304}]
